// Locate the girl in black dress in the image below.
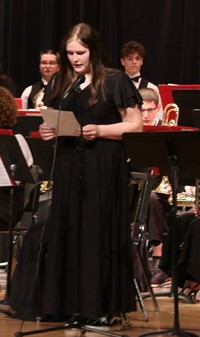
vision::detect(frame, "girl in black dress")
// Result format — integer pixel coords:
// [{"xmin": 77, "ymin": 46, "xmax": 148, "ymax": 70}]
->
[{"xmin": 9, "ymin": 23, "xmax": 143, "ymax": 329}]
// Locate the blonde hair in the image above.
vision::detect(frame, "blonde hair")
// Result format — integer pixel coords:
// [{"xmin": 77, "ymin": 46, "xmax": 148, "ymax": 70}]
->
[{"xmin": 139, "ymin": 88, "xmax": 159, "ymax": 105}]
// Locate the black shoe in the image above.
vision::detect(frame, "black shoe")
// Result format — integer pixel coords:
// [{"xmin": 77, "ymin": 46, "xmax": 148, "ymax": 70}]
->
[
  {"xmin": 85, "ymin": 315, "xmax": 123, "ymax": 332},
  {"xmin": 85, "ymin": 317, "xmax": 112, "ymax": 331},
  {"xmin": 109, "ymin": 316, "xmax": 123, "ymax": 331}
]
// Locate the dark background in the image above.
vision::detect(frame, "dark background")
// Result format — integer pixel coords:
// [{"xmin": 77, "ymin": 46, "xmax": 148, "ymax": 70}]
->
[{"xmin": 0, "ymin": 0, "xmax": 200, "ymax": 94}]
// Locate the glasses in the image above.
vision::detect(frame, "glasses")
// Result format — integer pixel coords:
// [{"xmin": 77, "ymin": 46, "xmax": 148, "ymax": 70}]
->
[
  {"xmin": 141, "ymin": 107, "xmax": 157, "ymax": 113},
  {"xmin": 40, "ymin": 61, "xmax": 58, "ymax": 66}
]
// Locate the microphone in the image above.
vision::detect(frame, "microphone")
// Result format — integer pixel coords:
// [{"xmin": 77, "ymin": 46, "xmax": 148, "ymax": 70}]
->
[
  {"xmin": 64, "ymin": 74, "xmax": 85, "ymax": 98},
  {"xmin": 59, "ymin": 75, "xmax": 85, "ymax": 110}
]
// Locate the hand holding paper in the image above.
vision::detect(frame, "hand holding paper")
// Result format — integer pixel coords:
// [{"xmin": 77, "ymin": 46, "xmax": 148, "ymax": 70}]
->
[{"xmin": 40, "ymin": 108, "xmax": 80, "ymax": 137}]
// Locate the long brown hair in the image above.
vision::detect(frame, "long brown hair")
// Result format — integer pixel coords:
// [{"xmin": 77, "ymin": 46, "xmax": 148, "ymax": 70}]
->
[{"xmin": 51, "ymin": 23, "xmax": 115, "ymax": 107}]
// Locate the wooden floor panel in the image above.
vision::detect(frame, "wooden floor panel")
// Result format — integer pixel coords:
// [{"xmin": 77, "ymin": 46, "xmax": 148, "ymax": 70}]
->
[{"xmin": 0, "ymin": 292, "xmax": 200, "ymax": 337}]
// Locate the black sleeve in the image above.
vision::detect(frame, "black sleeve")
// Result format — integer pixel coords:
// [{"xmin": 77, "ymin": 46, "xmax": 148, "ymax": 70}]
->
[{"xmin": 112, "ymin": 72, "xmax": 143, "ymax": 108}]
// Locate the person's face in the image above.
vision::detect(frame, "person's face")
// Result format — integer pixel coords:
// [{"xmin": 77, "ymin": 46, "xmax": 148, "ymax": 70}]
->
[
  {"xmin": 120, "ymin": 52, "xmax": 143, "ymax": 76},
  {"xmin": 66, "ymin": 41, "xmax": 91, "ymax": 75},
  {"xmin": 141, "ymin": 100, "xmax": 159, "ymax": 125},
  {"xmin": 39, "ymin": 54, "xmax": 60, "ymax": 82}
]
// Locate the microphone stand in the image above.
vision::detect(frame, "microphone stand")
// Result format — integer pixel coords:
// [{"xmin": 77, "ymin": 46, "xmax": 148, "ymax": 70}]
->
[{"xmin": 15, "ymin": 85, "xmax": 127, "ymax": 337}]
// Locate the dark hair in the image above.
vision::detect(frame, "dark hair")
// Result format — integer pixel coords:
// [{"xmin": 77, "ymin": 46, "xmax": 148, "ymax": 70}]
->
[
  {"xmin": 50, "ymin": 23, "xmax": 116, "ymax": 107},
  {"xmin": 120, "ymin": 40, "xmax": 145, "ymax": 58},
  {"xmin": 0, "ymin": 59, "xmax": 20, "ymax": 97},
  {"xmin": 40, "ymin": 49, "xmax": 60, "ymax": 64},
  {"xmin": 0, "ymin": 86, "xmax": 17, "ymax": 128}
]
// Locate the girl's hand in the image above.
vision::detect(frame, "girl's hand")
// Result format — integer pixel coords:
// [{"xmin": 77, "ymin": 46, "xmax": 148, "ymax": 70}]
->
[
  {"xmin": 82, "ymin": 124, "xmax": 99, "ymax": 140},
  {"xmin": 39, "ymin": 122, "xmax": 56, "ymax": 140}
]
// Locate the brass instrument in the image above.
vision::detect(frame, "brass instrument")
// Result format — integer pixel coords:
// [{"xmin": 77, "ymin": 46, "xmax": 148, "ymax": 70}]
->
[
  {"xmin": 153, "ymin": 175, "xmax": 172, "ymax": 195},
  {"xmin": 40, "ymin": 180, "xmax": 53, "ymax": 193},
  {"xmin": 153, "ymin": 103, "xmax": 197, "ymax": 208},
  {"xmin": 153, "ymin": 103, "xmax": 179, "ymax": 195},
  {"xmin": 168, "ymin": 192, "xmax": 195, "ymax": 207},
  {"xmin": 162, "ymin": 103, "xmax": 179, "ymax": 126}
]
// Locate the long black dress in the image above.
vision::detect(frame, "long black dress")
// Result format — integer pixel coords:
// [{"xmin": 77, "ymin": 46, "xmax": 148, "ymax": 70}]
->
[{"xmin": 9, "ymin": 71, "xmax": 142, "ymax": 320}]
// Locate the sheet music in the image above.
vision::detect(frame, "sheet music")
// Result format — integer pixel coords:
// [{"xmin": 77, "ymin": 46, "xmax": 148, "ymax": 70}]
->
[
  {"xmin": 0, "ymin": 156, "xmax": 12, "ymax": 186},
  {"xmin": 41, "ymin": 108, "xmax": 80, "ymax": 136}
]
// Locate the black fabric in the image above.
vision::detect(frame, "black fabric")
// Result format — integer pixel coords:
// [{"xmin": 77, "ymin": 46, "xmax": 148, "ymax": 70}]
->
[
  {"xmin": 147, "ymin": 192, "xmax": 172, "ymax": 246},
  {"xmin": 8, "ymin": 199, "xmax": 51, "ymax": 321},
  {"xmin": 41, "ymin": 71, "xmax": 138, "ymax": 319},
  {"xmin": 160, "ymin": 209, "xmax": 197, "ymax": 287},
  {"xmin": 0, "ymin": 77, "xmax": 20, "ymax": 97},
  {"xmin": 8, "ymin": 71, "xmax": 140, "ymax": 320},
  {"xmin": 179, "ymin": 216, "xmax": 200, "ymax": 283},
  {"xmin": 0, "ymin": 186, "xmax": 25, "ymax": 231},
  {"xmin": 130, "ymin": 76, "xmax": 141, "ymax": 83},
  {"xmin": 1, "ymin": 0, "xmax": 200, "ymax": 93},
  {"xmin": 138, "ymin": 78, "xmax": 149, "ymax": 90}
]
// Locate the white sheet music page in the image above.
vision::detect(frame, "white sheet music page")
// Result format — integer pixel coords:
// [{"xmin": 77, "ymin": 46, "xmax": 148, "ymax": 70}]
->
[
  {"xmin": 0, "ymin": 156, "xmax": 12, "ymax": 186},
  {"xmin": 40, "ymin": 108, "xmax": 80, "ymax": 136}
]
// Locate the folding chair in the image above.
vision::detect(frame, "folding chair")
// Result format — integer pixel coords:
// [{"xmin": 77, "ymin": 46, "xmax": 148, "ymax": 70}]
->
[
  {"xmin": 0, "ymin": 165, "xmax": 42, "ymax": 303},
  {"xmin": 129, "ymin": 172, "xmax": 159, "ymax": 320}
]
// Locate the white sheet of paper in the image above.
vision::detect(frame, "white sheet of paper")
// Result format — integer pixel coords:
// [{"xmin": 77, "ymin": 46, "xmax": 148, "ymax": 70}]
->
[
  {"xmin": 41, "ymin": 108, "xmax": 80, "ymax": 136},
  {"xmin": 0, "ymin": 157, "xmax": 12, "ymax": 186}
]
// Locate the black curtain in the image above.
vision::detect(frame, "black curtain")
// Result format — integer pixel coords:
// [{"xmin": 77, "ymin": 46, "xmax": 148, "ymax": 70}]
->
[{"xmin": 1, "ymin": 0, "xmax": 200, "ymax": 94}]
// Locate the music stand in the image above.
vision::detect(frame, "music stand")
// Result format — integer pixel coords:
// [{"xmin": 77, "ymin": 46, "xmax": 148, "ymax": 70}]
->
[
  {"xmin": 0, "ymin": 134, "xmax": 34, "ymax": 301},
  {"xmin": 123, "ymin": 130, "xmax": 200, "ymax": 337}
]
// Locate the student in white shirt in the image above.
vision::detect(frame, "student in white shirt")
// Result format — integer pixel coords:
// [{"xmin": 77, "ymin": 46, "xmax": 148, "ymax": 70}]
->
[
  {"xmin": 21, "ymin": 49, "xmax": 60, "ymax": 109},
  {"xmin": 120, "ymin": 40, "xmax": 163, "ymax": 119}
]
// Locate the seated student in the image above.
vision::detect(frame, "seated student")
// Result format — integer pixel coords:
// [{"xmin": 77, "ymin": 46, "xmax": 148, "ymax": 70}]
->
[
  {"xmin": 139, "ymin": 87, "xmax": 172, "ymax": 285},
  {"xmin": 161, "ymin": 185, "xmax": 200, "ymax": 301},
  {"xmin": 0, "ymin": 86, "xmax": 33, "ymax": 230},
  {"xmin": 21, "ymin": 49, "xmax": 60, "ymax": 109},
  {"xmin": 120, "ymin": 40, "xmax": 163, "ymax": 119},
  {"xmin": 178, "ymin": 215, "xmax": 200, "ymax": 301},
  {"xmin": 139, "ymin": 87, "xmax": 162, "ymax": 125}
]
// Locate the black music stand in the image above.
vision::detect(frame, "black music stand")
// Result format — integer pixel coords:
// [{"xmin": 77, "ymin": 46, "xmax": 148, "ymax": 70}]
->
[
  {"xmin": 0, "ymin": 134, "xmax": 34, "ymax": 302},
  {"xmin": 123, "ymin": 130, "xmax": 200, "ymax": 337}
]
